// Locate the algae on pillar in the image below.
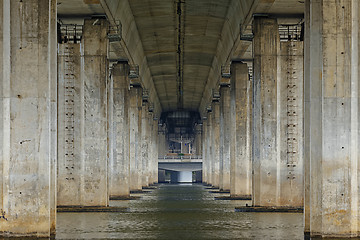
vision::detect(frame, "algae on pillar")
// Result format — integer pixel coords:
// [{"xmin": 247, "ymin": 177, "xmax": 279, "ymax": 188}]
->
[
  {"xmin": 0, "ymin": 0, "xmax": 57, "ymax": 237},
  {"xmin": 305, "ymin": 0, "xmax": 359, "ymax": 237},
  {"xmin": 230, "ymin": 62, "xmax": 252, "ymax": 198}
]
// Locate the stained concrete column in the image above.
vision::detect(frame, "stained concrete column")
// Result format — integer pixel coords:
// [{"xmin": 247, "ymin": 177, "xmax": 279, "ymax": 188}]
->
[
  {"xmin": 108, "ymin": 63, "xmax": 130, "ymax": 198},
  {"xmin": 202, "ymin": 118, "xmax": 208, "ymax": 184},
  {"xmin": 230, "ymin": 62, "xmax": 252, "ymax": 198},
  {"xmin": 211, "ymin": 100, "xmax": 220, "ymax": 188},
  {"xmin": 305, "ymin": 0, "xmax": 359, "ymax": 237},
  {"xmin": 252, "ymin": 17, "xmax": 303, "ymax": 207},
  {"xmin": 151, "ymin": 118, "xmax": 159, "ymax": 184},
  {"xmin": 220, "ymin": 85, "xmax": 231, "ymax": 191},
  {"xmin": 206, "ymin": 110, "xmax": 213, "ymax": 186},
  {"xmin": 129, "ymin": 86, "xmax": 143, "ymax": 191},
  {"xmin": 194, "ymin": 124, "xmax": 202, "ymax": 156},
  {"xmin": 57, "ymin": 19, "xmax": 109, "ymax": 207},
  {"xmin": 141, "ymin": 102, "xmax": 150, "ymax": 187},
  {"xmin": 0, "ymin": 0, "xmax": 57, "ymax": 237}
]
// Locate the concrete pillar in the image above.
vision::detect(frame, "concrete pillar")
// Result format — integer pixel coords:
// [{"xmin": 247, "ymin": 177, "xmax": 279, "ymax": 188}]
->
[
  {"xmin": 252, "ymin": 17, "xmax": 303, "ymax": 207},
  {"xmin": 57, "ymin": 19, "xmax": 109, "ymax": 207},
  {"xmin": 129, "ymin": 86, "xmax": 143, "ymax": 191},
  {"xmin": 194, "ymin": 124, "xmax": 202, "ymax": 156},
  {"xmin": 206, "ymin": 111, "xmax": 213, "ymax": 186},
  {"xmin": 202, "ymin": 118, "xmax": 208, "ymax": 184},
  {"xmin": 305, "ymin": 0, "xmax": 359, "ymax": 237},
  {"xmin": 0, "ymin": 0, "xmax": 57, "ymax": 237},
  {"xmin": 141, "ymin": 102, "xmax": 150, "ymax": 187},
  {"xmin": 152, "ymin": 118, "xmax": 159, "ymax": 184},
  {"xmin": 220, "ymin": 85, "xmax": 231, "ymax": 191},
  {"xmin": 230, "ymin": 62, "xmax": 252, "ymax": 198},
  {"xmin": 211, "ymin": 100, "xmax": 220, "ymax": 188},
  {"xmin": 108, "ymin": 63, "xmax": 130, "ymax": 198}
]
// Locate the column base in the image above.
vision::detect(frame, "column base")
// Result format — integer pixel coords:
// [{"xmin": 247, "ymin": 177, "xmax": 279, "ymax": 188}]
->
[
  {"xmin": 57, "ymin": 206, "xmax": 128, "ymax": 212},
  {"xmin": 209, "ymin": 190, "xmax": 230, "ymax": 194},
  {"xmin": 215, "ymin": 195, "xmax": 251, "ymax": 200},
  {"xmin": 235, "ymin": 206, "xmax": 303, "ymax": 213},
  {"xmin": 109, "ymin": 195, "xmax": 140, "ymax": 200}
]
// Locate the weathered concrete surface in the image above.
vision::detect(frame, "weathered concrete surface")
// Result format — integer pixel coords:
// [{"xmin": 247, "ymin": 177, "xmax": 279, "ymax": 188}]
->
[
  {"xmin": 278, "ymin": 41, "xmax": 304, "ymax": 207},
  {"xmin": 201, "ymin": 118, "xmax": 208, "ymax": 184},
  {"xmin": 57, "ymin": 19, "xmax": 109, "ymax": 207},
  {"xmin": 252, "ymin": 17, "xmax": 303, "ymax": 207},
  {"xmin": 211, "ymin": 101, "xmax": 220, "ymax": 188},
  {"xmin": 230, "ymin": 62, "xmax": 252, "ymax": 198},
  {"xmin": 151, "ymin": 118, "xmax": 159, "ymax": 184},
  {"xmin": 141, "ymin": 102, "xmax": 150, "ymax": 187},
  {"xmin": 108, "ymin": 63, "xmax": 130, "ymax": 198},
  {"xmin": 129, "ymin": 86, "xmax": 143, "ymax": 191},
  {"xmin": 0, "ymin": 0, "xmax": 57, "ymax": 237},
  {"xmin": 220, "ymin": 85, "xmax": 231, "ymax": 191},
  {"xmin": 57, "ymin": 44, "xmax": 82, "ymax": 205},
  {"xmin": 305, "ymin": 0, "xmax": 360, "ymax": 237},
  {"xmin": 206, "ymin": 111, "xmax": 213, "ymax": 186}
]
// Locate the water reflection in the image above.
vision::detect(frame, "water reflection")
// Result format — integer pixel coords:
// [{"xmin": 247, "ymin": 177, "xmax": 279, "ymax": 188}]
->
[{"xmin": 57, "ymin": 184, "xmax": 306, "ymax": 239}]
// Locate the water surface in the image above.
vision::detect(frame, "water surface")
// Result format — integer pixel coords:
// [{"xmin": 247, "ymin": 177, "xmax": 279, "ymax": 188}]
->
[{"xmin": 57, "ymin": 184, "xmax": 303, "ymax": 239}]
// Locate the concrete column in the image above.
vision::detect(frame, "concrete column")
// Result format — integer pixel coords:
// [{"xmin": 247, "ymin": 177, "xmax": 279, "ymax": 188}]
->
[
  {"xmin": 252, "ymin": 17, "xmax": 303, "ymax": 207},
  {"xmin": 211, "ymin": 100, "xmax": 220, "ymax": 188},
  {"xmin": 0, "ymin": 0, "xmax": 57, "ymax": 237},
  {"xmin": 152, "ymin": 118, "xmax": 159, "ymax": 184},
  {"xmin": 57, "ymin": 19, "xmax": 109, "ymax": 207},
  {"xmin": 230, "ymin": 62, "xmax": 252, "ymax": 198},
  {"xmin": 202, "ymin": 118, "xmax": 208, "ymax": 184},
  {"xmin": 108, "ymin": 63, "xmax": 130, "ymax": 198},
  {"xmin": 129, "ymin": 86, "xmax": 143, "ymax": 191},
  {"xmin": 305, "ymin": 0, "xmax": 359, "ymax": 237},
  {"xmin": 194, "ymin": 124, "xmax": 202, "ymax": 156},
  {"xmin": 206, "ymin": 111, "xmax": 213, "ymax": 186},
  {"xmin": 220, "ymin": 85, "xmax": 231, "ymax": 191},
  {"xmin": 141, "ymin": 102, "xmax": 150, "ymax": 187}
]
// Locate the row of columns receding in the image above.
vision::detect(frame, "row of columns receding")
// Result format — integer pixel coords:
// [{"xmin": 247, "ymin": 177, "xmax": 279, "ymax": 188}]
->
[{"xmin": 1, "ymin": 0, "xmax": 360, "ymax": 238}]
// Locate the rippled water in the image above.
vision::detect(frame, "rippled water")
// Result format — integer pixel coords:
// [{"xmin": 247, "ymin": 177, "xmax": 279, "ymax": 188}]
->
[{"xmin": 57, "ymin": 184, "xmax": 304, "ymax": 239}]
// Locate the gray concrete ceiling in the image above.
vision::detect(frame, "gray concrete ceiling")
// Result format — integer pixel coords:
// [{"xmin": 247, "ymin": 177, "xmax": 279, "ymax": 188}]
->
[{"xmin": 57, "ymin": 0, "xmax": 304, "ymax": 115}]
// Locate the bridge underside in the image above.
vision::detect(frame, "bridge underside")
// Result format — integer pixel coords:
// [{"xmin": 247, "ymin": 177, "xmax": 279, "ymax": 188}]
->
[{"xmin": 1, "ymin": 0, "xmax": 359, "ymax": 239}]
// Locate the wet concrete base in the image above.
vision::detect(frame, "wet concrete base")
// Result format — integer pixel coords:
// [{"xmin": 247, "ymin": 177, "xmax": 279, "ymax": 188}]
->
[
  {"xmin": 235, "ymin": 206, "xmax": 303, "ymax": 213},
  {"xmin": 57, "ymin": 206, "xmax": 128, "ymax": 212},
  {"xmin": 215, "ymin": 195, "xmax": 251, "ymax": 200},
  {"xmin": 130, "ymin": 190, "xmax": 152, "ymax": 194},
  {"xmin": 109, "ymin": 195, "xmax": 141, "ymax": 200},
  {"xmin": 209, "ymin": 190, "xmax": 230, "ymax": 194}
]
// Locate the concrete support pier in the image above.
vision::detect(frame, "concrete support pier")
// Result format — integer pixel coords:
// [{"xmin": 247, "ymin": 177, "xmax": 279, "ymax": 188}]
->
[
  {"xmin": 202, "ymin": 118, "xmax": 208, "ymax": 184},
  {"xmin": 305, "ymin": 0, "xmax": 359, "ymax": 237},
  {"xmin": 108, "ymin": 63, "xmax": 130, "ymax": 198},
  {"xmin": 211, "ymin": 100, "xmax": 220, "ymax": 188},
  {"xmin": 252, "ymin": 17, "xmax": 303, "ymax": 207},
  {"xmin": 0, "ymin": 0, "xmax": 57, "ymax": 237},
  {"xmin": 230, "ymin": 62, "xmax": 252, "ymax": 198},
  {"xmin": 57, "ymin": 19, "xmax": 109, "ymax": 207},
  {"xmin": 220, "ymin": 84, "xmax": 231, "ymax": 191},
  {"xmin": 206, "ymin": 110, "xmax": 213, "ymax": 186},
  {"xmin": 129, "ymin": 86, "xmax": 143, "ymax": 191},
  {"xmin": 141, "ymin": 102, "xmax": 150, "ymax": 187}
]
